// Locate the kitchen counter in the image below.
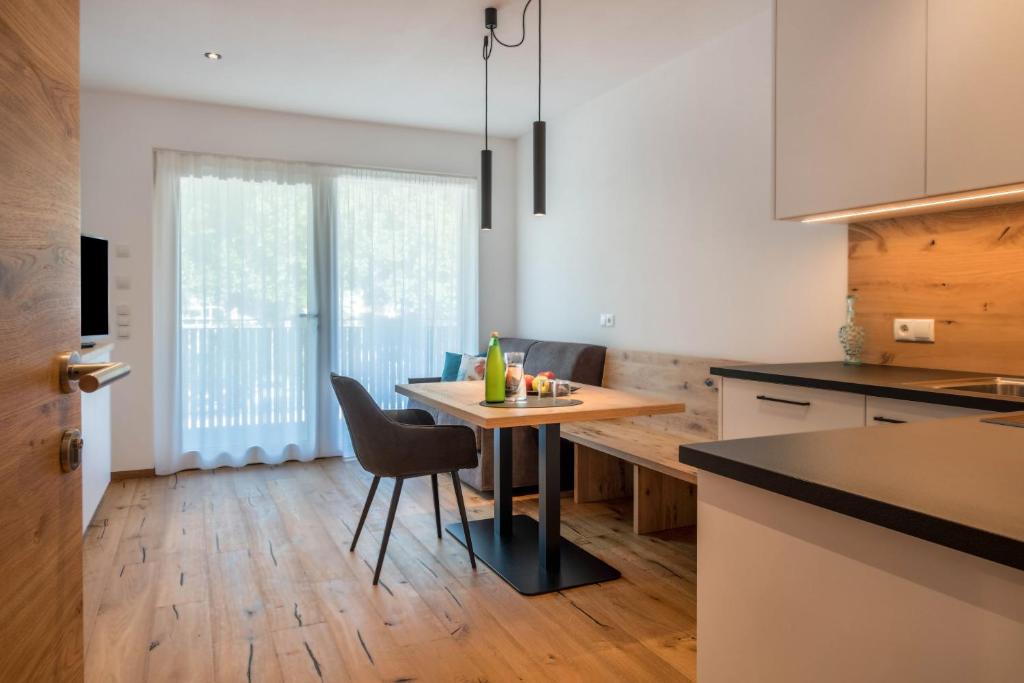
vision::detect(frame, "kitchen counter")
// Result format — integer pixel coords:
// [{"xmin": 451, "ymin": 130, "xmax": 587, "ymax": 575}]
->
[
  {"xmin": 680, "ymin": 413, "xmax": 1024, "ymax": 571},
  {"xmin": 712, "ymin": 361, "xmax": 1024, "ymax": 412}
]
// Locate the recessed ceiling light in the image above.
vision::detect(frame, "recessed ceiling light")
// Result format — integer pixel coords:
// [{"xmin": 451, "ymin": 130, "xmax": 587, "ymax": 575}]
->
[{"xmin": 204, "ymin": 52, "xmax": 223, "ymax": 61}]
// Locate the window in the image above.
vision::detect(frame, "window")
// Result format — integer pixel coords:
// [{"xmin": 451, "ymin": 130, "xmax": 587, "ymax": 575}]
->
[{"xmin": 154, "ymin": 151, "xmax": 477, "ymax": 474}]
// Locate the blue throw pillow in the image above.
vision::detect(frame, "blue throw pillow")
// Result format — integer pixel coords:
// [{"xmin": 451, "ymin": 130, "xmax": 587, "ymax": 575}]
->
[{"xmin": 441, "ymin": 352, "xmax": 463, "ymax": 382}]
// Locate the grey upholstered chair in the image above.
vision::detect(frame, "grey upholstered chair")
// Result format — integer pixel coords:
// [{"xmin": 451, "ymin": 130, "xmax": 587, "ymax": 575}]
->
[{"xmin": 330, "ymin": 374, "xmax": 478, "ymax": 585}]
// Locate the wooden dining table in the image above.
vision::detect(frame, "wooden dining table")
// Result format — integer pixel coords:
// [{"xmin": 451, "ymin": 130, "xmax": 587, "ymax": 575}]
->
[{"xmin": 394, "ymin": 380, "xmax": 685, "ymax": 595}]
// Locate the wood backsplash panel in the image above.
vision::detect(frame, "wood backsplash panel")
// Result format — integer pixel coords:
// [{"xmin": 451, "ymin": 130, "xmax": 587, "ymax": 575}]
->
[{"xmin": 849, "ymin": 202, "xmax": 1024, "ymax": 375}]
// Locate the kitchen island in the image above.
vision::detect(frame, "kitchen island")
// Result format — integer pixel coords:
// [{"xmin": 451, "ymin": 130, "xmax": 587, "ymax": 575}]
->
[{"xmin": 680, "ymin": 414, "xmax": 1024, "ymax": 682}]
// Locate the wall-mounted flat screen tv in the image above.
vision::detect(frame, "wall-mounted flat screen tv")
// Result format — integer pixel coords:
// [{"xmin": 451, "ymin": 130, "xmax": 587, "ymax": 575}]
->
[{"xmin": 81, "ymin": 235, "xmax": 109, "ymax": 337}]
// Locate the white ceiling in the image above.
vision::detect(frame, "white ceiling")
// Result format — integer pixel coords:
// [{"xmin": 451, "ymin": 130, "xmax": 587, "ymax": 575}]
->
[{"xmin": 81, "ymin": 0, "xmax": 762, "ymax": 138}]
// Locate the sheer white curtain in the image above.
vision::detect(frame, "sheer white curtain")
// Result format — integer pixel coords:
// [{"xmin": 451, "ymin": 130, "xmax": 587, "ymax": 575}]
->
[
  {"xmin": 326, "ymin": 168, "xmax": 478, "ymax": 453},
  {"xmin": 154, "ymin": 150, "xmax": 477, "ymax": 475}
]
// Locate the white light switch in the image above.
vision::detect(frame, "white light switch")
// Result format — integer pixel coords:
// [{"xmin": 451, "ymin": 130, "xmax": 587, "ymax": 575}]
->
[
  {"xmin": 117, "ymin": 325, "xmax": 131, "ymax": 339},
  {"xmin": 599, "ymin": 313, "xmax": 616, "ymax": 328},
  {"xmin": 116, "ymin": 303, "xmax": 130, "ymax": 315},
  {"xmin": 893, "ymin": 318, "xmax": 935, "ymax": 343},
  {"xmin": 115, "ymin": 275, "xmax": 131, "ymax": 290},
  {"xmin": 115, "ymin": 243, "xmax": 131, "ymax": 258}
]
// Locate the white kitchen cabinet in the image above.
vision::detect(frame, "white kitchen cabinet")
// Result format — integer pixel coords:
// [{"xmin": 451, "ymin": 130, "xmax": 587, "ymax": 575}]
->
[
  {"xmin": 774, "ymin": 0, "xmax": 927, "ymax": 219},
  {"xmin": 720, "ymin": 378, "xmax": 866, "ymax": 440},
  {"xmin": 926, "ymin": 0, "xmax": 1024, "ymax": 195},
  {"xmin": 865, "ymin": 396, "xmax": 985, "ymax": 427}
]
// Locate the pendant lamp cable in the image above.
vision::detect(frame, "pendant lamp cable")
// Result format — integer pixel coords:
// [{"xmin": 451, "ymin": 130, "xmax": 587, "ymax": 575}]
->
[
  {"xmin": 490, "ymin": 0, "xmax": 533, "ymax": 48},
  {"xmin": 483, "ymin": 35, "xmax": 489, "ymax": 150},
  {"xmin": 537, "ymin": 0, "xmax": 542, "ymax": 120},
  {"xmin": 483, "ymin": 0, "xmax": 541, "ymax": 119}
]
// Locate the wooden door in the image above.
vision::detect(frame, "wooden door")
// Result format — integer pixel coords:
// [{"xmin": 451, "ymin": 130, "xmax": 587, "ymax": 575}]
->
[
  {"xmin": 0, "ymin": 1, "xmax": 83, "ymax": 681},
  {"xmin": 774, "ymin": 0, "xmax": 927, "ymax": 219},
  {"xmin": 927, "ymin": 0, "xmax": 1024, "ymax": 195}
]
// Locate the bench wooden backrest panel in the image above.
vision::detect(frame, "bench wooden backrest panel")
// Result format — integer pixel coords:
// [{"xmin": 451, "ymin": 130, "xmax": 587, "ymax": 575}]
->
[{"xmin": 601, "ymin": 348, "xmax": 743, "ymax": 442}]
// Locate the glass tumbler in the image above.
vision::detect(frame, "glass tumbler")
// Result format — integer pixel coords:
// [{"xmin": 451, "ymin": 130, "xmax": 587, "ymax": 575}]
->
[{"xmin": 504, "ymin": 352, "xmax": 527, "ymax": 403}]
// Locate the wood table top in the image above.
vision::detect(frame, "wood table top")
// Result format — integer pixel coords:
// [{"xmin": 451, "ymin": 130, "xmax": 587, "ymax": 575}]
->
[{"xmin": 395, "ymin": 380, "xmax": 685, "ymax": 429}]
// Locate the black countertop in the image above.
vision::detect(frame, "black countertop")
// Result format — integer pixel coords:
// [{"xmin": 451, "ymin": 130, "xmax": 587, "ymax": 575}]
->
[
  {"xmin": 679, "ymin": 414, "xmax": 1024, "ymax": 571},
  {"xmin": 712, "ymin": 361, "xmax": 1024, "ymax": 412}
]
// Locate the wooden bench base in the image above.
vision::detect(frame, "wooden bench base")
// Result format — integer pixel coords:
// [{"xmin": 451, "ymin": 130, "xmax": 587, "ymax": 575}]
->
[{"xmin": 573, "ymin": 444, "xmax": 697, "ymax": 534}]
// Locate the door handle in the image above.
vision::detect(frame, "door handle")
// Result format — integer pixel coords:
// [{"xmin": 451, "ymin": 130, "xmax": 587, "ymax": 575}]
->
[{"xmin": 58, "ymin": 351, "xmax": 131, "ymax": 393}]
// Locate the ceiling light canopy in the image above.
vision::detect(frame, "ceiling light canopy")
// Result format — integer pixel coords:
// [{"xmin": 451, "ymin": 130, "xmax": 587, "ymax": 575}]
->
[{"xmin": 204, "ymin": 52, "xmax": 223, "ymax": 61}]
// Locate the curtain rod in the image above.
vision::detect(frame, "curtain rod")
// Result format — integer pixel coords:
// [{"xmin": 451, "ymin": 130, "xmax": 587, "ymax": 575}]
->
[{"xmin": 152, "ymin": 147, "xmax": 478, "ymax": 183}]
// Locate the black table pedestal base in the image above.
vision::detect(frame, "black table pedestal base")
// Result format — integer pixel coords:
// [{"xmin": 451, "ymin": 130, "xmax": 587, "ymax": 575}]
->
[{"xmin": 445, "ymin": 515, "xmax": 621, "ymax": 595}]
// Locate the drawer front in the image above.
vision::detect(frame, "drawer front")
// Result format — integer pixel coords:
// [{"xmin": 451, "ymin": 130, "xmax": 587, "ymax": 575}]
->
[
  {"xmin": 721, "ymin": 378, "xmax": 866, "ymax": 439},
  {"xmin": 865, "ymin": 396, "xmax": 985, "ymax": 426}
]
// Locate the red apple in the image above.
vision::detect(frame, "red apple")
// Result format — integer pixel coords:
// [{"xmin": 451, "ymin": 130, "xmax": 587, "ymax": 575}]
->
[
  {"xmin": 524, "ymin": 374, "xmax": 535, "ymax": 391},
  {"xmin": 541, "ymin": 371, "xmax": 556, "ymax": 380}
]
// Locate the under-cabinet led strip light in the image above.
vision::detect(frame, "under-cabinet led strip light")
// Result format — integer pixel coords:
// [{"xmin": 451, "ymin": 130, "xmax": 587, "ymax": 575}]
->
[{"xmin": 801, "ymin": 186, "xmax": 1024, "ymax": 223}]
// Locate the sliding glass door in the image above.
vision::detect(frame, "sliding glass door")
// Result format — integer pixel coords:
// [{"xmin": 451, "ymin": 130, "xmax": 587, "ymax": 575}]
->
[
  {"xmin": 328, "ymin": 168, "xmax": 478, "ymax": 452},
  {"xmin": 177, "ymin": 160, "xmax": 318, "ymax": 466},
  {"xmin": 154, "ymin": 150, "xmax": 477, "ymax": 474}
]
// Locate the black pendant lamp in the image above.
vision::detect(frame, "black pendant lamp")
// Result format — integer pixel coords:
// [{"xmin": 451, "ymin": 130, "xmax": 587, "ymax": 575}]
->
[{"xmin": 480, "ymin": 0, "xmax": 545, "ymax": 230}]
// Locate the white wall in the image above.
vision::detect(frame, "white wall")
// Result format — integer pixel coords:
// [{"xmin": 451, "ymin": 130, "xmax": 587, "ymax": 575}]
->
[
  {"xmin": 81, "ymin": 91, "xmax": 517, "ymax": 472},
  {"xmin": 516, "ymin": 7, "xmax": 848, "ymax": 362}
]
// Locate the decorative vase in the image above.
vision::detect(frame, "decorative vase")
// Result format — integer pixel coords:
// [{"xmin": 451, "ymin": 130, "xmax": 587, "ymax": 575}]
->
[{"xmin": 838, "ymin": 295, "xmax": 866, "ymax": 365}]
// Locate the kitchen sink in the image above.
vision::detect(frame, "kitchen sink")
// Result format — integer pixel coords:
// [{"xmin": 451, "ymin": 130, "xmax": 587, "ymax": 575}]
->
[{"xmin": 908, "ymin": 377, "xmax": 1024, "ymax": 398}]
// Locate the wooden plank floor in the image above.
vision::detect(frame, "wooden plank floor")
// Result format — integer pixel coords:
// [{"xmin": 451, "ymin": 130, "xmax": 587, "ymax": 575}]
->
[{"xmin": 83, "ymin": 459, "xmax": 698, "ymax": 682}]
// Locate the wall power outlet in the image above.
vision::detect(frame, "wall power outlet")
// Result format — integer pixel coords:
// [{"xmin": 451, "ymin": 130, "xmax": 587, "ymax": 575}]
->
[{"xmin": 893, "ymin": 318, "xmax": 934, "ymax": 343}]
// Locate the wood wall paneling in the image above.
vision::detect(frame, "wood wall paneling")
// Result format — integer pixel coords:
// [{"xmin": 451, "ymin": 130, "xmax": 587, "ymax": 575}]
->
[
  {"xmin": 600, "ymin": 348, "xmax": 737, "ymax": 442},
  {"xmin": 849, "ymin": 201, "xmax": 1024, "ymax": 375}
]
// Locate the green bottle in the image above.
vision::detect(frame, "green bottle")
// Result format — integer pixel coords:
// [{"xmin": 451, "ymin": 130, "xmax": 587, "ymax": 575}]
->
[{"xmin": 484, "ymin": 332, "xmax": 506, "ymax": 403}]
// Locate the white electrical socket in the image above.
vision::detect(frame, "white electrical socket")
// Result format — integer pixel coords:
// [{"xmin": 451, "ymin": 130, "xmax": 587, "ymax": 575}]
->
[
  {"xmin": 599, "ymin": 313, "xmax": 616, "ymax": 328},
  {"xmin": 893, "ymin": 318, "xmax": 935, "ymax": 343}
]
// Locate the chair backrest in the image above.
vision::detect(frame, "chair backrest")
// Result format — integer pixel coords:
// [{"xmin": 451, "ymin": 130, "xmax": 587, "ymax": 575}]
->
[
  {"xmin": 330, "ymin": 374, "xmax": 398, "ymax": 476},
  {"xmin": 494, "ymin": 337, "xmax": 607, "ymax": 386},
  {"xmin": 524, "ymin": 341, "xmax": 606, "ymax": 386}
]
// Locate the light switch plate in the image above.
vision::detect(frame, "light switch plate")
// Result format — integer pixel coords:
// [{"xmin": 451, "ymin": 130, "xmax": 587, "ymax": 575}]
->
[
  {"xmin": 115, "ymin": 275, "xmax": 131, "ymax": 290},
  {"xmin": 893, "ymin": 318, "xmax": 934, "ymax": 343},
  {"xmin": 116, "ymin": 303, "xmax": 130, "ymax": 315},
  {"xmin": 115, "ymin": 243, "xmax": 131, "ymax": 258},
  {"xmin": 599, "ymin": 313, "xmax": 616, "ymax": 328},
  {"xmin": 117, "ymin": 325, "xmax": 130, "ymax": 339}
]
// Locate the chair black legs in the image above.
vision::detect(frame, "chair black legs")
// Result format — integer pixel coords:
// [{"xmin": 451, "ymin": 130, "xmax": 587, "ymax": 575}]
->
[
  {"xmin": 351, "ymin": 475, "xmax": 380, "ymax": 552},
  {"xmin": 356, "ymin": 473, "xmax": 473, "ymax": 586},
  {"xmin": 430, "ymin": 474, "xmax": 442, "ymax": 538},
  {"xmin": 373, "ymin": 477, "xmax": 404, "ymax": 585},
  {"xmin": 451, "ymin": 471, "xmax": 476, "ymax": 570}
]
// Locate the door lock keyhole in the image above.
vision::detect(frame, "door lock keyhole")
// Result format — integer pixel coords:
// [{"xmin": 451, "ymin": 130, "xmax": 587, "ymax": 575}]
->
[{"xmin": 60, "ymin": 429, "xmax": 84, "ymax": 473}]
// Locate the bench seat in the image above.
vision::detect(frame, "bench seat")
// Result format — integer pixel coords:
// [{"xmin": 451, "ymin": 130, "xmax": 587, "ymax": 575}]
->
[
  {"xmin": 561, "ymin": 418, "xmax": 706, "ymax": 534},
  {"xmin": 561, "ymin": 419, "xmax": 700, "ymax": 485}
]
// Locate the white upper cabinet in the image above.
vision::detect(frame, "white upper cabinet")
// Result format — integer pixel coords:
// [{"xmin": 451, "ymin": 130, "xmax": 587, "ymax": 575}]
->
[
  {"xmin": 926, "ymin": 0, "xmax": 1024, "ymax": 196},
  {"xmin": 774, "ymin": 0, "xmax": 927, "ymax": 219}
]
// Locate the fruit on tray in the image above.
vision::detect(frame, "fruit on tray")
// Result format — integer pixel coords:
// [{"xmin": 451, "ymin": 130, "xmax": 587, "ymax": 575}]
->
[{"xmin": 524, "ymin": 371, "xmax": 556, "ymax": 393}]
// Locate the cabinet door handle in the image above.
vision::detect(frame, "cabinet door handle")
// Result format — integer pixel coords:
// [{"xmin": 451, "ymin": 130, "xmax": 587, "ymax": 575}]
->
[
  {"xmin": 755, "ymin": 394, "xmax": 811, "ymax": 407},
  {"xmin": 872, "ymin": 415, "xmax": 907, "ymax": 424}
]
